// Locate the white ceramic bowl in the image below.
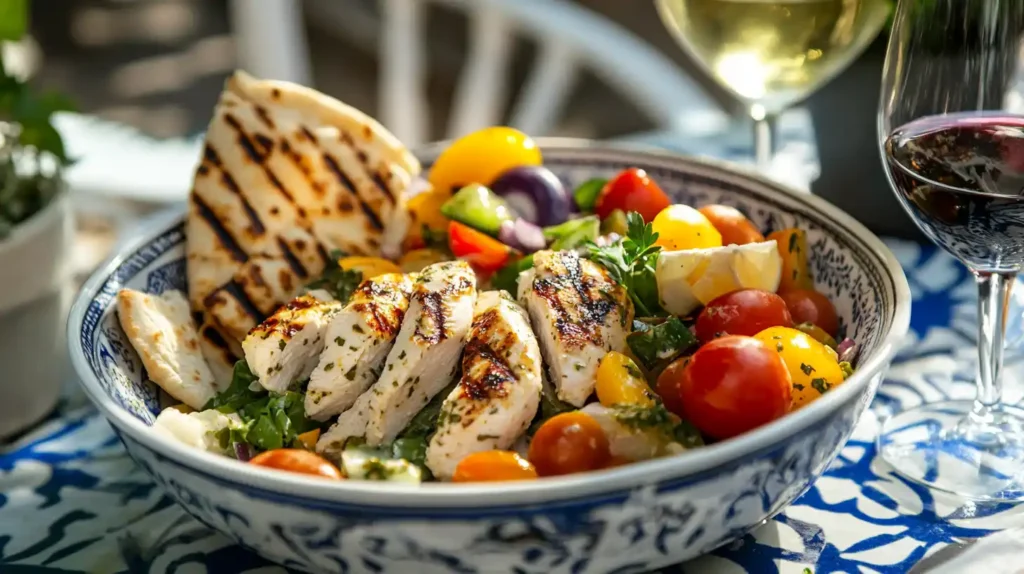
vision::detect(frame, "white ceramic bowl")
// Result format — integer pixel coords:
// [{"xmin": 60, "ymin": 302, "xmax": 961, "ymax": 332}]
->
[{"xmin": 68, "ymin": 142, "xmax": 911, "ymax": 573}]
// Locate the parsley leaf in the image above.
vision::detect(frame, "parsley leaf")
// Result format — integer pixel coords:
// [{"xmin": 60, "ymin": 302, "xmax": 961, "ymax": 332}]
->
[{"xmin": 587, "ymin": 212, "xmax": 663, "ymax": 317}]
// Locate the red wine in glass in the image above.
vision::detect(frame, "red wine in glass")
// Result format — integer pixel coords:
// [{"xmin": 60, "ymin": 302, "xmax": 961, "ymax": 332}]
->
[{"xmin": 883, "ymin": 113, "xmax": 1024, "ymax": 271}]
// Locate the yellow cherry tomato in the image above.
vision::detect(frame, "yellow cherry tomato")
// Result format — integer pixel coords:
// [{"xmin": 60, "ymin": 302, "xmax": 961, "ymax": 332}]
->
[
  {"xmin": 397, "ymin": 248, "xmax": 449, "ymax": 273},
  {"xmin": 652, "ymin": 205, "xmax": 723, "ymax": 251},
  {"xmin": 338, "ymin": 256, "xmax": 401, "ymax": 279},
  {"xmin": 754, "ymin": 326, "xmax": 845, "ymax": 410},
  {"xmin": 404, "ymin": 187, "xmax": 451, "ymax": 248},
  {"xmin": 595, "ymin": 351, "xmax": 657, "ymax": 407},
  {"xmin": 428, "ymin": 127, "xmax": 542, "ymax": 195}
]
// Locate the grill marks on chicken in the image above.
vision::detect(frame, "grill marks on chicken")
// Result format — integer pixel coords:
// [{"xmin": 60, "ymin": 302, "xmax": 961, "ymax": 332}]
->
[
  {"xmin": 304, "ymin": 273, "xmax": 415, "ymax": 421},
  {"xmin": 519, "ymin": 250, "xmax": 633, "ymax": 407},
  {"xmin": 425, "ymin": 291, "xmax": 542, "ymax": 479}
]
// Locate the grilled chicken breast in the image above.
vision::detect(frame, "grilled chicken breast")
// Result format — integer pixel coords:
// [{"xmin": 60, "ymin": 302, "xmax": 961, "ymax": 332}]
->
[
  {"xmin": 357, "ymin": 261, "xmax": 477, "ymax": 446},
  {"xmin": 425, "ymin": 291, "xmax": 542, "ymax": 480},
  {"xmin": 517, "ymin": 250, "xmax": 633, "ymax": 406},
  {"xmin": 305, "ymin": 273, "xmax": 415, "ymax": 421},
  {"xmin": 316, "ymin": 390, "xmax": 374, "ymax": 457},
  {"xmin": 116, "ymin": 289, "xmax": 222, "ymax": 410},
  {"xmin": 241, "ymin": 294, "xmax": 342, "ymax": 393}
]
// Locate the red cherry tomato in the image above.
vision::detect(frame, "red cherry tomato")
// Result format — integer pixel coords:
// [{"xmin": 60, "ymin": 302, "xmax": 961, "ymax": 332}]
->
[
  {"xmin": 448, "ymin": 220, "xmax": 512, "ymax": 273},
  {"xmin": 779, "ymin": 289, "xmax": 840, "ymax": 337},
  {"xmin": 697, "ymin": 205, "xmax": 766, "ymax": 246},
  {"xmin": 656, "ymin": 355, "xmax": 690, "ymax": 418},
  {"xmin": 694, "ymin": 289, "xmax": 794, "ymax": 344},
  {"xmin": 679, "ymin": 336, "xmax": 793, "ymax": 440},
  {"xmin": 249, "ymin": 449, "xmax": 343, "ymax": 480},
  {"xmin": 528, "ymin": 412, "xmax": 611, "ymax": 476},
  {"xmin": 594, "ymin": 168, "xmax": 672, "ymax": 222}
]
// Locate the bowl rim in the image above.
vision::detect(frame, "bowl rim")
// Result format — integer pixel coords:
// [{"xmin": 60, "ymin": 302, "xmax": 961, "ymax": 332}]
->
[{"xmin": 68, "ymin": 139, "xmax": 911, "ymax": 509}]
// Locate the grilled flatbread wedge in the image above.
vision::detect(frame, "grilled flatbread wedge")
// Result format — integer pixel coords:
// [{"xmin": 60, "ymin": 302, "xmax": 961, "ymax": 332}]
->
[{"xmin": 187, "ymin": 70, "xmax": 419, "ymax": 342}]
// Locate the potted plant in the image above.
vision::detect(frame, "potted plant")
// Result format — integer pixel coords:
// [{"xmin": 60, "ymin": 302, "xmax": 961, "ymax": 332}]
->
[{"xmin": 0, "ymin": 0, "xmax": 76, "ymax": 439}]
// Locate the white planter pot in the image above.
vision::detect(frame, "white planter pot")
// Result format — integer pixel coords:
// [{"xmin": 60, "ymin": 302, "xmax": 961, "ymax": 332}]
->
[{"xmin": 0, "ymin": 193, "xmax": 73, "ymax": 438}]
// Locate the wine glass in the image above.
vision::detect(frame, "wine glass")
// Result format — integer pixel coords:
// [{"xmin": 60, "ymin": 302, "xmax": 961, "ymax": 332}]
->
[
  {"xmin": 877, "ymin": 0, "xmax": 1024, "ymax": 500},
  {"xmin": 655, "ymin": 0, "xmax": 890, "ymax": 170}
]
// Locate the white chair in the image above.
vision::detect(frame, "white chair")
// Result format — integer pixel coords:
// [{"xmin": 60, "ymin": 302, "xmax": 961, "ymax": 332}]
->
[{"xmin": 234, "ymin": 0, "xmax": 729, "ymax": 148}]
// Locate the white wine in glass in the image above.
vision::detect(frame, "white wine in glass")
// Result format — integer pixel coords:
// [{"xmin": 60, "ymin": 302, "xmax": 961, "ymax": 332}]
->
[{"xmin": 656, "ymin": 0, "xmax": 890, "ymax": 167}]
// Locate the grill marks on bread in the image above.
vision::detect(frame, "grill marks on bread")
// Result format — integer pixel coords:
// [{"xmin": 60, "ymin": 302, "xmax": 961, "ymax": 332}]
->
[{"xmin": 186, "ymin": 71, "xmax": 421, "ymax": 342}]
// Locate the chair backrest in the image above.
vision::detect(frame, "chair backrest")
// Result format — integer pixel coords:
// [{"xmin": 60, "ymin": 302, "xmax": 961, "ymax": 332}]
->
[{"xmin": 232, "ymin": 0, "xmax": 727, "ymax": 148}]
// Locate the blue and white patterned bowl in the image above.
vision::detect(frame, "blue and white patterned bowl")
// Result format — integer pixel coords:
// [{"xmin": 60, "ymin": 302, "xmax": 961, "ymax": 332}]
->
[{"xmin": 67, "ymin": 142, "xmax": 911, "ymax": 574}]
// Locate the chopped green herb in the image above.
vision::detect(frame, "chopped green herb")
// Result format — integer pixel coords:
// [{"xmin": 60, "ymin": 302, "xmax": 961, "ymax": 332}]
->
[
  {"xmin": 324, "ymin": 362, "xmax": 335, "ymax": 372},
  {"xmin": 278, "ymin": 340, "xmax": 286, "ymax": 351},
  {"xmin": 335, "ymin": 336, "xmax": 345, "ymax": 347},
  {"xmin": 476, "ymin": 434, "xmax": 500, "ymax": 441},
  {"xmin": 800, "ymin": 363, "xmax": 815, "ymax": 375},
  {"xmin": 353, "ymin": 324, "xmax": 364, "ymax": 334},
  {"xmin": 840, "ymin": 361, "xmax": 854, "ymax": 379},
  {"xmin": 344, "ymin": 365, "xmax": 358, "ymax": 381},
  {"xmin": 811, "ymin": 378, "xmax": 831, "ymax": 394},
  {"xmin": 788, "ymin": 233, "xmax": 798, "ymax": 253}
]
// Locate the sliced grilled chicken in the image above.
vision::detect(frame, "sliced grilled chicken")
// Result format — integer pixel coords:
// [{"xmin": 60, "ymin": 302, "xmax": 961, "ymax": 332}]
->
[
  {"xmin": 517, "ymin": 250, "xmax": 633, "ymax": 407},
  {"xmin": 316, "ymin": 390, "xmax": 374, "ymax": 458},
  {"xmin": 305, "ymin": 273, "xmax": 415, "ymax": 421},
  {"xmin": 241, "ymin": 294, "xmax": 342, "ymax": 393},
  {"xmin": 425, "ymin": 291, "xmax": 542, "ymax": 480},
  {"xmin": 116, "ymin": 289, "xmax": 222, "ymax": 410},
  {"xmin": 358, "ymin": 261, "xmax": 477, "ymax": 446}
]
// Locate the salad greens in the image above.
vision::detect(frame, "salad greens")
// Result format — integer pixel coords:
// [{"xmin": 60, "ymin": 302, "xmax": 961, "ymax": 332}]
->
[
  {"xmin": 491, "ymin": 254, "xmax": 534, "ymax": 295},
  {"xmin": 205, "ymin": 361, "xmax": 322, "ymax": 453},
  {"xmin": 304, "ymin": 249, "xmax": 363, "ymax": 303},
  {"xmin": 544, "ymin": 215, "xmax": 600, "ymax": 251},
  {"xmin": 627, "ymin": 316, "xmax": 697, "ymax": 369},
  {"xmin": 389, "ymin": 380, "xmax": 458, "ymax": 479},
  {"xmin": 526, "ymin": 379, "xmax": 574, "ymax": 438},
  {"xmin": 587, "ymin": 212, "xmax": 664, "ymax": 317}
]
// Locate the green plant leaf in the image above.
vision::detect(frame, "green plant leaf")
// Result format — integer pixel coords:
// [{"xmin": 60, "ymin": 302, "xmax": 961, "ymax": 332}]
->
[{"xmin": 0, "ymin": 0, "xmax": 28, "ymax": 42}]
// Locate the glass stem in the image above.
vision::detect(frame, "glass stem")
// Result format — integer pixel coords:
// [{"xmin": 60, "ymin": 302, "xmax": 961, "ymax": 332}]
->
[
  {"xmin": 973, "ymin": 271, "xmax": 1014, "ymax": 411},
  {"xmin": 753, "ymin": 112, "xmax": 778, "ymax": 171}
]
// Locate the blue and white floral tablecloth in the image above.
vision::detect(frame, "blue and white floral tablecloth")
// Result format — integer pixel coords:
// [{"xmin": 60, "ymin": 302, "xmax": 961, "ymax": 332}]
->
[{"xmin": 3, "ymin": 240, "xmax": 1024, "ymax": 573}]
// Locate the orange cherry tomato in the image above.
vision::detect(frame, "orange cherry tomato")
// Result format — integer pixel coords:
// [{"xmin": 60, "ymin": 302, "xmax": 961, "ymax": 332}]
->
[
  {"xmin": 698, "ymin": 205, "xmax": 766, "ymax": 246},
  {"xmin": 528, "ymin": 412, "xmax": 611, "ymax": 477},
  {"xmin": 448, "ymin": 220, "xmax": 513, "ymax": 273},
  {"xmin": 452, "ymin": 450, "xmax": 539, "ymax": 482},
  {"xmin": 249, "ymin": 449, "xmax": 343, "ymax": 480},
  {"xmin": 679, "ymin": 336, "xmax": 792, "ymax": 440},
  {"xmin": 594, "ymin": 168, "xmax": 672, "ymax": 223},
  {"xmin": 656, "ymin": 355, "xmax": 690, "ymax": 419},
  {"xmin": 779, "ymin": 289, "xmax": 840, "ymax": 337}
]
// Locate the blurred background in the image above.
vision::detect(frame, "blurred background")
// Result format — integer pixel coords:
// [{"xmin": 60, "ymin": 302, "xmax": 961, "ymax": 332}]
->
[{"xmin": 19, "ymin": 0, "xmax": 904, "ymax": 247}]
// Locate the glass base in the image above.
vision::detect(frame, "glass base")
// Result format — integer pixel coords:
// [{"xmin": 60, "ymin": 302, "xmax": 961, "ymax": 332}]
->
[{"xmin": 878, "ymin": 400, "xmax": 1024, "ymax": 501}]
